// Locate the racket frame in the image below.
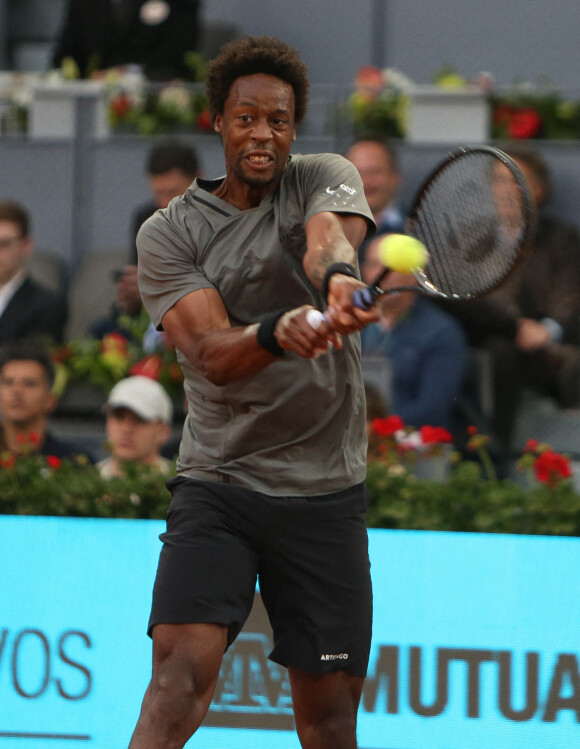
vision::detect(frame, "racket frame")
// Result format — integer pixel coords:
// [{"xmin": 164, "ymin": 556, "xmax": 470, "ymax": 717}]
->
[{"xmin": 360, "ymin": 145, "xmax": 537, "ymax": 306}]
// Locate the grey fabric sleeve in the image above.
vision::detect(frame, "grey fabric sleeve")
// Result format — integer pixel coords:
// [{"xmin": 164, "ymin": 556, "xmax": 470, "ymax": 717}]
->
[
  {"xmin": 137, "ymin": 205, "xmax": 214, "ymax": 330},
  {"xmin": 301, "ymin": 153, "xmax": 375, "ymax": 237}
]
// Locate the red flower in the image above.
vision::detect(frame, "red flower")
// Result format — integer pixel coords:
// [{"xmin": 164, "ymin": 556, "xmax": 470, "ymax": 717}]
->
[
  {"xmin": 419, "ymin": 425, "xmax": 453, "ymax": 445},
  {"xmin": 467, "ymin": 425, "xmax": 479, "ymax": 436},
  {"xmin": 508, "ymin": 107, "xmax": 542, "ymax": 139},
  {"xmin": 524, "ymin": 438, "xmax": 540, "ymax": 454},
  {"xmin": 52, "ymin": 345, "xmax": 73, "ymax": 364},
  {"xmin": 372, "ymin": 415, "xmax": 405, "ymax": 437},
  {"xmin": 101, "ymin": 332, "xmax": 129, "ymax": 355},
  {"xmin": 0, "ymin": 452, "xmax": 16, "ymax": 469},
  {"xmin": 129, "ymin": 354, "xmax": 163, "ymax": 381},
  {"xmin": 196, "ymin": 110, "xmax": 212, "ymax": 131},
  {"xmin": 533, "ymin": 450, "xmax": 572, "ymax": 487},
  {"xmin": 46, "ymin": 455, "xmax": 62, "ymax": 470},
  {"xmin": 168, "ymin": 363, "xmax": 184, "ymax": 383},
  {"xmin": 354, "ymin": 65, "xmax": 385, "ymax": 99},
  {"xmin": 28, "ymin": 431, "xmax": 40, "ymax": 446},
  {"xmin": 110, "ymin": 92, "xmax": 132, "ymax": 120}
]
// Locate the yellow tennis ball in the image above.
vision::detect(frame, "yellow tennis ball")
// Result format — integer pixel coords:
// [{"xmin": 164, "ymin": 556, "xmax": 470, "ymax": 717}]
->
[{"xmin": 377, "ymin": 234, "xmax": 429, "ymax": 273}]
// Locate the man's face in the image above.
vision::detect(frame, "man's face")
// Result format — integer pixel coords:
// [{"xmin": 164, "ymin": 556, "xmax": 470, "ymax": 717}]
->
[
  {"xmin": 0, "ymin": 360, "xmax": 55, "ymax": 426},
  {"xmin": 0, "ymin": 220, "xmax": 32, "ymax": 286},
  {"xmin": 149, "ymin": 168, "xmax": 195, "ymax": 209},
  {"xmin": 106, "ymin": 407, "xmax": 169, "ymax": 464},
  {"xmin": 214, "ymin": 73, "xmax": 296, "ymax": 193},
  {"xmin": 346, "ymin": 141, "xmax": 400, "ymax": 217}
]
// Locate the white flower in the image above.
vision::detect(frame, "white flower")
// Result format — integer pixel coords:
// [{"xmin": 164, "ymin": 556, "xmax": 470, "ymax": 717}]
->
[
  {"xmin": 382, "ymin": 68, "xmax": 414, "ymax": 92},
  {"xmin": 158, "ymin": 84, "xmax": 192, "ymax": 113},
  {"xmin": 396, "ymin": 430, "xmax": 425, "ymax": 451}
]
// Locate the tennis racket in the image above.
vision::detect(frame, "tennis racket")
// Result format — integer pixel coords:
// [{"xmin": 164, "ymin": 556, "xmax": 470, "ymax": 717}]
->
[{"xmin": 352, "ymin": 145, "xmax": 536, "ymax": 309}]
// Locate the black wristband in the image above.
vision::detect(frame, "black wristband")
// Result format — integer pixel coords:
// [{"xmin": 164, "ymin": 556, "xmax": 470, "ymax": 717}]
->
[
  {"xmin": 256, "ymin": 309, "xmax": 291, "ymax": 356},
  {"xmin": 322, "ymin": 262, "xmax": 358, "ymax": 303}
]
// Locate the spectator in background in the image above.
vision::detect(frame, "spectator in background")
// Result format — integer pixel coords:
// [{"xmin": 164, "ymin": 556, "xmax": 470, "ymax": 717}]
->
[
  {"xmin": 89, "ymin": 140, "xmax": 200, "ymax": 341},
  {"xmin": 130, "ymin": 139, "xmax": 201, "ymax": 259},
  {"xmin": 0, "ymin": 341, "xmax": 88, "ymax": 460},
  {"xmin": 346, "ymin": 137, "xmax": 405, "ymax": 260},
  {"xmin": 97, "ymin": 375, "xmax": 175, "ymax": 478},
  {"xmin": 360, "ymin": 234, "xmax": 467, "ymax": 431},
  {"xmin": 0, "ymin": 201, "xmax": 67, "ymax": 345},
  {"xmin": 438, "ymin": 142, "xmax": 580, "ymax": 456},
  {"xmin": 52, "ymin": 0, "xmax": 202, "ymax": 81}
]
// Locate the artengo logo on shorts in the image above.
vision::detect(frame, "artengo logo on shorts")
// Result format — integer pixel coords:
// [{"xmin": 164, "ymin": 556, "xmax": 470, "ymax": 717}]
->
[{"xmin": 320, "ymin": 652, "xmax": 349, "ymax": 661}]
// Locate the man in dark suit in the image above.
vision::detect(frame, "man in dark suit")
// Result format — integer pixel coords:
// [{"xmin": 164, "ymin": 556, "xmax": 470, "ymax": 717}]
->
[
  {"xmin": 0, "ymin": 201, "xmax": 67, "ymax": 345},
  {"xmin": 52, "ymin": 0, "xmax": 202, "ymax": 81}
]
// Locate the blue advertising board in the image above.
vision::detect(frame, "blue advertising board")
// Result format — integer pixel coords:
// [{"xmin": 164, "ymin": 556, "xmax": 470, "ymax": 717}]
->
[{"xmin": 1, "ymin": 516, "xmax": 579, "ymax": 748}]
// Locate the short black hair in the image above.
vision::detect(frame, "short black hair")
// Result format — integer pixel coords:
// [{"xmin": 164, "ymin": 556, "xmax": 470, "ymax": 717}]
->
[
  {"xmin": 206, "ymin": 35, "xmax": 310, "ymax": 125},
  {"xmin": 347, "ymin": 136, "xmax": 400, "ymax": 173},
  {"xmin": 0, "ymin": 200, "xmax": 30, "ymax": 237},
  {"xmin": 500, "ymin": 141, "xmax": 552, "ymax": 204},
  {"xmin": 147, "ymin": 140, "xmax": 200, "ymax": 178},
  {"xmin": 0, "ymin": 341, "xmax": 55, "ymax": 388}
]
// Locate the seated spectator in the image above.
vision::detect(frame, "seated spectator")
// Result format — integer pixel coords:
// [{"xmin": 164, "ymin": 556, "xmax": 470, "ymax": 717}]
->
[
  {"xmin": 89, "ymin": 140, "xmax": 200, "ymax": 342},
  {"xmin": 52, "ymin": 0, "xmax": 202, "ymax": 81},
  {"xmin": 437, "ymin": 142, "xmax": 580, "ymax": 457},
  {"xmin": 130, "ymin": 139, "xmax": 201, "ymax": 258},
  {"xmin": 0, "ymin": 342, "xmax": 89, "ymax": 460},
  {"xmin": 360, "ymin": 235, "xmax": 467, "ymax": 431},
  {"xmin": 0, "ymin": 201, "xmax": 67, "ymax": 345},
  {"xmin": 345, "ymin": 137, "xmax": 405, "ymax": 261},
  {"xmin": 97, "ymin": 375, "xmax": 175, "ymax": 478}
]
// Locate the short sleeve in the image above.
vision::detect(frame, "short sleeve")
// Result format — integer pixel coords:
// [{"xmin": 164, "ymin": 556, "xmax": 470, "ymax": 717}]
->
[
  {"xmin": 137, "ymin": 205, "xmax": 214, "ymax": 330},
  {"xmin": 299, "ymin": 153, "xmax": 375, "ymax": 238}
]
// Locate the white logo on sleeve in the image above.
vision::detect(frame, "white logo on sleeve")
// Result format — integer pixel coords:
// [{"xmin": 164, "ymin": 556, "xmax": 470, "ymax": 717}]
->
[
  {"xmin": 320, "ymin": 652, "xmax": 349, "ymax": 661},
  {"xmin": 324, "ymin": 184, "xmax": 358, "ymax": 208}
]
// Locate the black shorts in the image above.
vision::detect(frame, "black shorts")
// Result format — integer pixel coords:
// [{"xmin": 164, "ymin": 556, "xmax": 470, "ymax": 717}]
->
[{"xmin": 148, "ymin": 476, "xmax": 373, "ymax": 678}]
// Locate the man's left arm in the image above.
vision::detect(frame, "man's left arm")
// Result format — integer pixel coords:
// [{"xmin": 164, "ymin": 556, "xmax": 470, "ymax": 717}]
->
[{"xmin": 303, "ymin": 211, "xmax": 379, "ymax": 334}]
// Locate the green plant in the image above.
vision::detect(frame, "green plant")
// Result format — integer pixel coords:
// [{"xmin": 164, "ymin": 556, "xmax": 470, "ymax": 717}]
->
[
  {"xmin": 52, "ymin": 308, "xmax": 184, "ymax": 399},
  {"xmin": 491, "ymin": 79, "xmax": 580, "ymax": 140},
  {"xmin": 346, "ymin": 65, "xmax": 410, "ymax": 139},
  {"xmin": 365, "ymin": 423, "xmax": 580, "ymax": 536},
  {"xmin": 0, "ymin": 442, "xmax": 171, "ymax": 520}
]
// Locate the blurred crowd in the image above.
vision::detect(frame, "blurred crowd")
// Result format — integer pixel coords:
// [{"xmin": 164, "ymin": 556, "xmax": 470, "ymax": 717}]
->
[
  {"xmin": 0, "ymin": 138, "xmax": 199, "ymax": 473},
  {"xmin": 2, "ymin": 5, "xmax": 580, "ymax": 478}
]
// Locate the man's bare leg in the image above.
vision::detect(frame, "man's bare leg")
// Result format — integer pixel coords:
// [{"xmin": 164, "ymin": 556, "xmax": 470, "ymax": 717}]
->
[
  {"xmin": 128, "ymin": 622, "xmax": 227, "ymax": 749},
  {"xmin": 289, "ymin": 667, "xmax": 364, "ymax": 749}
]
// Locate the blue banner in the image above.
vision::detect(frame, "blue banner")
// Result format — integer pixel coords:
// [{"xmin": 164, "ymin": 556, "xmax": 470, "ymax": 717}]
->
[{"xmin": 0, "ymin": 516, "xmax": 578, "ymax": 748}]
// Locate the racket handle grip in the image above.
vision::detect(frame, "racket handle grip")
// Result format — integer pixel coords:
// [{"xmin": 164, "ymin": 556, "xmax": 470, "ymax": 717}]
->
[
  {"xmin": 306, "ymin": 309, "xmax": 327, "ymax": 330},
  {"xmin": 353, "ymin": 286, "xmax": 380, "ymax": 310}
]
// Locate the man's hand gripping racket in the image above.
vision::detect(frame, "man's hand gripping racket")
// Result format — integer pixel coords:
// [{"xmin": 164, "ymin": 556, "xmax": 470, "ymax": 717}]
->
[{"xmin": 309, "ymin": 145, "xmax": 536, "ymax": 331}]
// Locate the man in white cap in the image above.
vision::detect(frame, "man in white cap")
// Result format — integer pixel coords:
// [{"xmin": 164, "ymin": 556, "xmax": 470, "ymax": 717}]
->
[{"xmin": 97, "ymin": 375, "xmax": 175, "ymax": 478}]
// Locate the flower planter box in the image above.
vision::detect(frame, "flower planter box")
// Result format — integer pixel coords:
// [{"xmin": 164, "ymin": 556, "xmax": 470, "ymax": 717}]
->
[
  {"xmin": 30, "ymin": 81, "xmax": 110, "ymax": 139},
  {"xmin": 407, "ymin": 85, "xmax": 490, "ymax": 144}
]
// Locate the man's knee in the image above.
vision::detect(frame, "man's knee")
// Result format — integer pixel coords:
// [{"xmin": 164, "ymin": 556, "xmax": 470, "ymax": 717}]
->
[{"xmin": 148, "ymin": 623, "xmax": 227, "ymax": 723}]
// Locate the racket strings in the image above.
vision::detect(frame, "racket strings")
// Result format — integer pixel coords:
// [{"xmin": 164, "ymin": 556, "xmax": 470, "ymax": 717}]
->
[{"xmin": 410, "ymin": 152, "xmax": 530, "ymax": 298}]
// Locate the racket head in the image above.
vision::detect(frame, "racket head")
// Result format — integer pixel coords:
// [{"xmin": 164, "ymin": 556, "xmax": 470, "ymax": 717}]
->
[{"xmin": 406, "ymin": 145, "xmax": 537, "ymax": 299}]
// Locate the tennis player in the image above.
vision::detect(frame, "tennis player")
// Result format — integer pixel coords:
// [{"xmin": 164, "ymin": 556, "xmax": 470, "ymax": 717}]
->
[{"xmin": 129, "ymin": 35, "xmax": 378, "ymax": 749}]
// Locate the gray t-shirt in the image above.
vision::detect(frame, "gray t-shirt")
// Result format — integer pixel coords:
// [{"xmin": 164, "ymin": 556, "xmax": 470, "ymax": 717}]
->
[{"xmin": 138, "ymin": 152, "xmax": 374, "ymax": 496}]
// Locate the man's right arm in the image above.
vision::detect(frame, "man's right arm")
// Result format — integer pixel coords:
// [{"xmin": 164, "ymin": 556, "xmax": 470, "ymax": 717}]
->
[{"xmin": 161, "ymin": 288, "xmax": 334, "ymax": 386}]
